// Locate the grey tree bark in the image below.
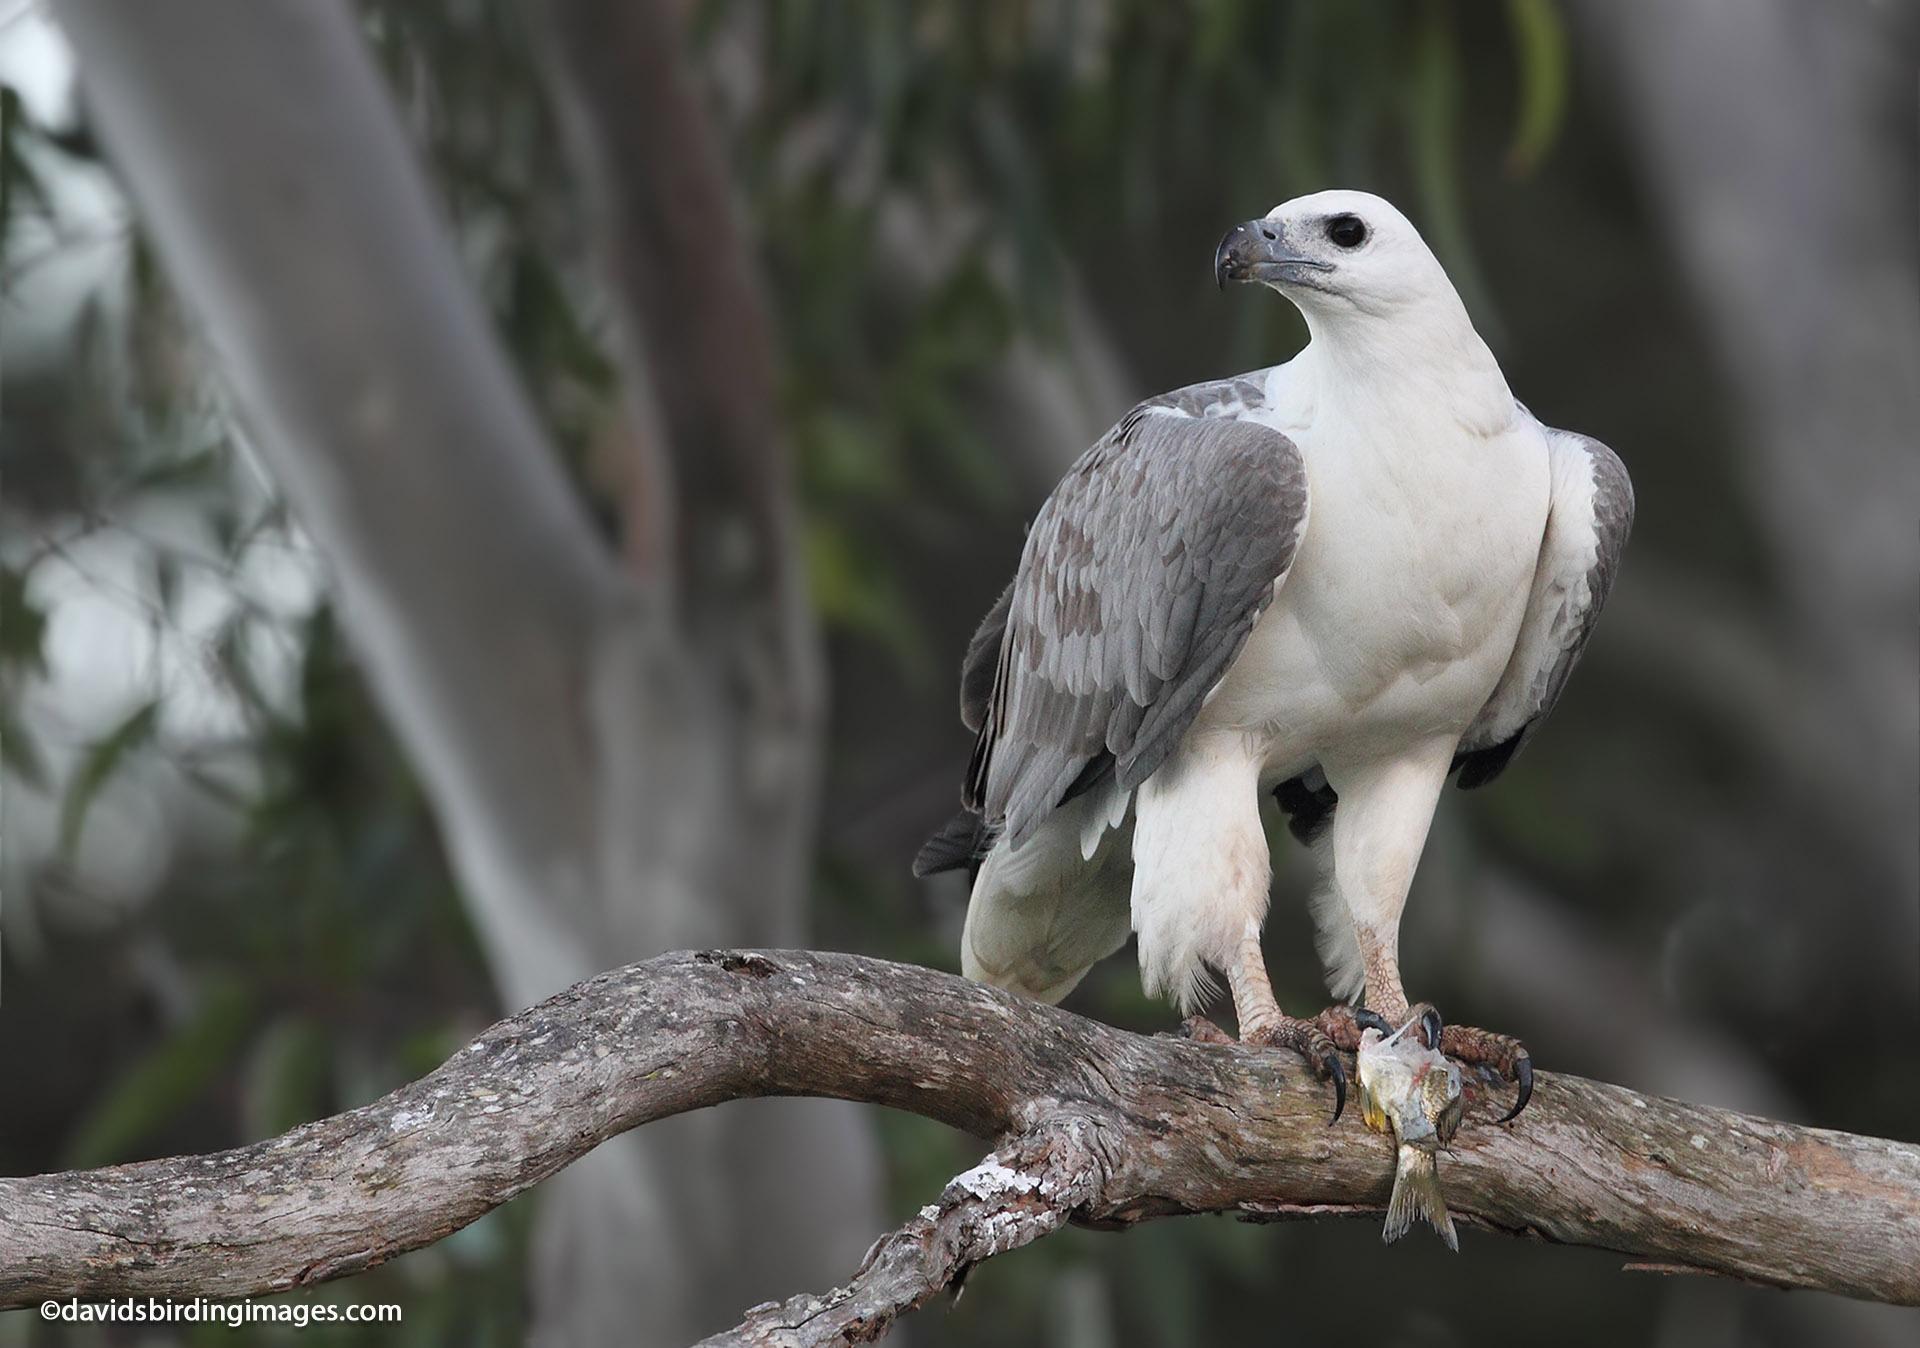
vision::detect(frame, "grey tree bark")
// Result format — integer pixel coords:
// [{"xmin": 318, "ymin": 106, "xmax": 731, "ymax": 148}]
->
[{"xmin": 46, "ymin": 1, "xmax": 884, "ymax": 1342}]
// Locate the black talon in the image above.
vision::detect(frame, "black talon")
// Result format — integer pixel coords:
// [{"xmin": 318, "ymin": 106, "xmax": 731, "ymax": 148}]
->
[
  {"xmin": 1325, "ymin": 1052, "xmax": 1347, "ymax": 1126},
  {"xmin": 1499, "ymin": 1053, "xmax": 1534, "ymax": 1124},
  {"xmin": 1352, "ymin": 1006, "xmax": 1393, "ymax": 1036},
  {"xmin": 1417, "ymin": 1005, "xmax": 1445, "ymax": 1052}
]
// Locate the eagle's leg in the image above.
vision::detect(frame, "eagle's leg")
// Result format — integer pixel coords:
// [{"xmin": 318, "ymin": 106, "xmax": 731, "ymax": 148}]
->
[
  {"xmin": 1321, "ymin": 747, "xmax": 1454, "ymax": 1032},
  {"xmin": 1135, "ymin": 736, "xmax": 1345, "ymax": 1119},
  {"xmin": 1312, "ymin": 745, "xmax": 1533, "ymax": 1118}
]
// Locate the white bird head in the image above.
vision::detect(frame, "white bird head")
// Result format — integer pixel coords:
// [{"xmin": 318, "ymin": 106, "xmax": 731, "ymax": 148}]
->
[{"xmin": 1215, "ymin": 189, "xmax": 1457, "ymax": 322}]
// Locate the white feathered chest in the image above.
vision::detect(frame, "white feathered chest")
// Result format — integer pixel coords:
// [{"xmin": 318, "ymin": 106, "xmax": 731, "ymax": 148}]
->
[{"xmin": 1192, "ymin": 382, "xmax": 1553, "ymax": 774}]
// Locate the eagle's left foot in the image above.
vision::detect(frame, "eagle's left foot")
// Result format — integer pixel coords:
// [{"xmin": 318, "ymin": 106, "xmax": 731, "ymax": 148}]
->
[{"xmin": 1436, "ymin": 1018, "xmax": 1533, "ymax": 1123}]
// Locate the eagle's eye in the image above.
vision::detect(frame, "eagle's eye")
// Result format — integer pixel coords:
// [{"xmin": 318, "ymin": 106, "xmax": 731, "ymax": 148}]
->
[
  {"xmin": 1328, "ymin": 215, "xmax": 1374, "ymax": 249},
  {"xmin": 1326, "ymin": 215, "xmax": 1368, "ymax": 249}
]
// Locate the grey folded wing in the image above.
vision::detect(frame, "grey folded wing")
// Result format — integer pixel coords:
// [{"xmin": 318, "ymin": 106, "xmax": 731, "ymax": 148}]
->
[
  {"xmin": 965, "ymin": 395, "xmax": 1310, "ymax": 847},
  {"xmin": 1455, "ymin": 422, "xmax": 1634, "ymax": 788}
]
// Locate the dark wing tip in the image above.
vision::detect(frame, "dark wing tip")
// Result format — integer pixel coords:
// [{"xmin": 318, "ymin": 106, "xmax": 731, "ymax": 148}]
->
[
  {"xmin": 1452, "ymin": 730, "xmax": 1526, "ymax": 791},
  {"xmin": 913, "ymin": 808, "xmax": 992, "ymax": 878}
]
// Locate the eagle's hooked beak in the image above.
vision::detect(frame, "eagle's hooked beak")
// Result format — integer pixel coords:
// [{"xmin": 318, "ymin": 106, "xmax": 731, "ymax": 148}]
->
[{"xmin": 1214, "ymin": 219, "xmax": 1331, "ymax": 290}]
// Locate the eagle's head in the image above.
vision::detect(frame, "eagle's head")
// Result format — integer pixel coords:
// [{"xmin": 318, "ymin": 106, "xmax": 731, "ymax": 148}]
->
[{"xmin": 1214, "ymin": 189, "xmax": 1453, "ymax": 320}]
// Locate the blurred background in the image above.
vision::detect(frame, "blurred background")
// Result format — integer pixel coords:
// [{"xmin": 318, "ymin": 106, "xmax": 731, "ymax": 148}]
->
[{"xmin": 2, "ymin": 1, "xmax": 1915, "ymax": 1344}]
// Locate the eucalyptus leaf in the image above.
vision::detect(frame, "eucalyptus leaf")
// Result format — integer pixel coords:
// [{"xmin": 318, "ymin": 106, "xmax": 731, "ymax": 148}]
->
[
  {"xmin": 241, "ymin": 1013, "xmax": 333, "ymax": 1139},
  {"xmin": 1403, "ymin": 7, "xmax": 1503, "ymax": 344},
  {"xmin": 0, "ymin": 698, "xmax": 49, "ymax": 789},
  {"xmin": 0, "ymin": 564, "xmax": 49, "ymax": 675},
  {"xmin": 58, "ymin": 698, "xmax": 161, "ymax": 856},
  {"xmin": 1504, "ymin": 0, "xmax": 1570, "ymax": 175}
]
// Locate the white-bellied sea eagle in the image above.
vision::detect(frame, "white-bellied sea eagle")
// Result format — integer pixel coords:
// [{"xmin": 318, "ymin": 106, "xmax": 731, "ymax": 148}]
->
[{"xmin": 916, "ymin": 189, "xmax": 1633, "ymax": 1123}]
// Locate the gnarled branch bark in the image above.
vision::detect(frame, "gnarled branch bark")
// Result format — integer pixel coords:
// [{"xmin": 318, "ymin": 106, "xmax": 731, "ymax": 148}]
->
[{"xmin": 4, "ymin": 949, "xmax": 1916, "ymax": 1338}]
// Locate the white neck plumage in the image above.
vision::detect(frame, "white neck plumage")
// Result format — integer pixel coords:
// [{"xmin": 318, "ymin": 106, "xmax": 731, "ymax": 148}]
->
[{"xmin": 1294, "ymin": 288, "xmax": 1516, "ymax": 437}]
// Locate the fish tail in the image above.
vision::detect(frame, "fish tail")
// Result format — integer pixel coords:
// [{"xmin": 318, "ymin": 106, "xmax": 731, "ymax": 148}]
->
[{"xmin": 1383, "ymin": 1144, "xmax": 1458, "ymax": 1252}]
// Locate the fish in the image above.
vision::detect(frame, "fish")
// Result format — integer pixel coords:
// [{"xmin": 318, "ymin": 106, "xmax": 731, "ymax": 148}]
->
[{"xmin": 1356, "ymin": 1013, "xmax": 1466, "ymax": 1250}]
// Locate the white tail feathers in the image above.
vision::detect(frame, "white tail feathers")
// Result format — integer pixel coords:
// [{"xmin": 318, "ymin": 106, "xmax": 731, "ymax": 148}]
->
[{"xmin": 962, "ymin": 795, "xmax": 1135, "ymax": 1005}]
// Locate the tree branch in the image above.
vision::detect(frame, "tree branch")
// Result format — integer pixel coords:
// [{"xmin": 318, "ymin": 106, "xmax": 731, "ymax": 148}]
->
[
  {"xmin": 3, "ymin": 950, "xmax": 1915, "ymax": 1329},
  {"xmin": 698, "ymin": 1122, "xmax": 1109, "ymax": 1347}
]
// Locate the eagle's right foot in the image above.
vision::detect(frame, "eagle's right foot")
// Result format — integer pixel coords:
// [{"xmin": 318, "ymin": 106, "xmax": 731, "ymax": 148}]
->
[
  {"xmin": 1179, "ymin": 1014, "xmax": 1348, "ymax": 1124},
  {"xmin": 1243, "ymin": 1014, "xmax": 1347, "ymax": 1125}
]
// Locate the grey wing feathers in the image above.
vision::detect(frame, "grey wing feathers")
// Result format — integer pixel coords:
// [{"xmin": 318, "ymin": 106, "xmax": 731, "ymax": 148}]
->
[
  {"xmin": 1456, "ymin": 424, "xmax": 1633, "ymax": 788},
  {"xmin": 966, "ymin": 399, "xmax": 1309, "ymax": 847}
]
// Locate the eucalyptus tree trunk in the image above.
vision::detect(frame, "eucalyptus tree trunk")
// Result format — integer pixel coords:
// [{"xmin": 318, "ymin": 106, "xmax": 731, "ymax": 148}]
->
[
  {"xmin": 1573, "ymin": 0, "xmax": 1920, "ymax": 939},
  {"xmin": 48, "ymin": 1, "xmax": 885, "ymax": 1343}
]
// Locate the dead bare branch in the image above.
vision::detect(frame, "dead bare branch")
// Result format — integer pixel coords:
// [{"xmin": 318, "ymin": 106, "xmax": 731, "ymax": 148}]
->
[{"xmin": 696, "ymin": 1122, "xmax": 1109, "ymax": 1347}]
